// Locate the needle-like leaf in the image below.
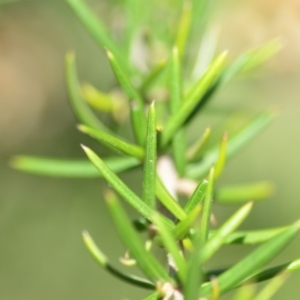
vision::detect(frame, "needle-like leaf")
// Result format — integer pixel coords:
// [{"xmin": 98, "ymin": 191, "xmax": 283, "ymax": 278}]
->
[
  {"xmin": 172, "ymin": 205, "xmax": 201, "ymax": 241},
  {"xmin": 105, "ymin": 191, "xmax": 172, "ymax": 283},
  {"xmin": 186, "ymin": 127, "xmax": 211, "ymax": 161},
  {"xmin": 65, "ymin": 52, "xmax": 110, "ymax": 132},
  {"xmin": 214, "ymin": 132, "xmax": 228, "ymax": 180},
  {"xmin": 106, "ymin": 50, "xmax": 146, "ymax": 145},
  {"xmin": 155, "ymin": 176, "xmax": 187, "ymax": 221},
  {"xmin": 82, "ymin": 145, "xmax": 173, "ymax": 228},
  {"xmin": 186, "ymin": 111, "xmax": 275, "ymax": 179},
  {"xmin": 10, "ymin": 156, "xmax": 140, "ymax": 178},
  {"xmin": 161, "ymin": 52, "xmax": 227, "ymax": 147},
  {"xmin": 142, "ymin": 103, "xmax": 157, "ymax": 208},
  {"xmin": 175, "ymin": 1, "xmax": 192, "ymax": 59},
  {"xmin": 78, "ymin": 124, "xmax": 144, "ymax": 159},
  {"xmin": 201, "ymin": 202, "xmax": 253, "ymax": 263},
  {"xmin": 82, "ymin": 230, "xmax": 155, "ymax": 289},
  {"xmin": 65, "ymin": 0, "xmax": 129, "ymax": 72},
  {"xmin": 152, "ymin": 213, "xmax": 187, "ymax": 284},
  {"xmin": 184, "ymin": 180, "xmax": 208, "ymax": 214},
  {"xmin": 200, "ymin": 221, "xmax": 300, "ymax": 296},
  {"xmin": 170, "ymin": 47, "xmax": 186, "ymax": 176},
  {"xmin": 215, "ymin": 181, "xmax": 275, "ymax": 204},
  {"xmin": 199, "ymin": 167, "xmax": 215, "ymax": 245}
]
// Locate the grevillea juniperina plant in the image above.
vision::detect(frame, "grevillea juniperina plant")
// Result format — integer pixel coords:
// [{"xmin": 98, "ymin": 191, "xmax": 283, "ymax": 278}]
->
[{"xmin": 11, "ymin": 0, "xmax": 300, "ymax": 299}]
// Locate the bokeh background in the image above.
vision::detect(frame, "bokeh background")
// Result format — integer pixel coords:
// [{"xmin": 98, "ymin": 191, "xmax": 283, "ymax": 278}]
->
[{"xmin": 1, "ymin": 0, "xmax": 300, "ymax": 299}]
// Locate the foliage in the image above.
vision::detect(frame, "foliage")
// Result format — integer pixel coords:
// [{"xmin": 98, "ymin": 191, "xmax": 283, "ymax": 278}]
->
[{"xmin": 11, "ymin": 0, "xmax": 299, "ymax": 299}]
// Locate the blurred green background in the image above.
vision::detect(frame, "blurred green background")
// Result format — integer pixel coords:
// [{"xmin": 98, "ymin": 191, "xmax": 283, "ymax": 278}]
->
[{"xmin": 1, "ymin": 0, "xmax": 300, "ymax": 299}]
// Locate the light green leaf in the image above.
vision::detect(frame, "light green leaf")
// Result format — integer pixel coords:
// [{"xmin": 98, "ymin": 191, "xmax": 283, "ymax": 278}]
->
[
  {"xmin": 186, "ymin": 127, "xmax": 211, "ymax": 161},
  {"xmin": 82, "ymin": 145, "xmax": 173, "ymax": 228},
  {"xmin": 215, "ymin": 181, "xmax": 275, "ymax": 204},
  {"xmin": 170, "ymin": 47, "xmax": 186, "ymax": 176},
  {"xmin": 186, "ymin": 111, "xmax": 275, "ymax": 179},
  {"xmin": 172, "ymin": 205, "xmax": 201, "ymax": 242},
  {"xmin": 232, "ymin": 285, "xmax": 256, "ymax": 300},
  {"xmin": 201, "ymin": 202, "xmax": 253, "ymax": 262},
  {"xmin": 155, "ymin": 176, "xmax": 187, "ymax": 221},
  {"xmin": 184, "ymin": 180, "xmax": 208, "ymax": 214},
  {"xmin": 175, "ymin": 2, "xmax": 192, "ymax": 59},
  {"xmin": 142, "ymin": 103, "xmax": 157, "ymax": 208},
  {"xmin": 78, "ymin": 124, "xmax": 144, "ymax": 159},
  {"xmin": 105, "ymin": 191, "xmax": 172, "ymax": 283},
  {"xmin": 10, "ymin": 156, "xmax": 140, "ymax": 178},
  {"xmin": 106, "ymin": 50, "xmax": 146, "ymax": 145},
  {"xmin": 161, "ymin": 51, "xmax": 227, "ymax": 147},
  {"xmin": 200, "ymin": 221, "xmax": 300, "ymax": 296},
  {"xmin": 214, "ymin": 132, "xmax": 228, "ymax": 179},
  {"xmin": 65, "ymin": 0, "xmax": 129, "ymax": 72},
  {"xmin": 65, "ymin": 52, "xmax": 110, "ymax": 132},
  {"xmin": 252, "ymin": 272, "xmax": 288, "ymax": 300},
  {"xmin": 82, "ymin": 230, "xmax": 155, "ymax": 289},
  {"xmin": 152, "ymin": 213, "xmax": 187, "ymax": 283},
  {"xmin": 81, "ymin": 83, "xmax": 115, "ymax": 112},
  {"xmin": 199, "ymin": 167, "xmax": 215, "ymax": 245},
  {"xmin": 139, "ymin": 61, "xmax": 166, "ymax": 93}
]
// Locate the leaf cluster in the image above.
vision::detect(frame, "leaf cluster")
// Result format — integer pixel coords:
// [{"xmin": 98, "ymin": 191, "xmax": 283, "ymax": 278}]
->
[{"xmin": 11, "ymin": 0, "xmax": 299, "ymax": 299}]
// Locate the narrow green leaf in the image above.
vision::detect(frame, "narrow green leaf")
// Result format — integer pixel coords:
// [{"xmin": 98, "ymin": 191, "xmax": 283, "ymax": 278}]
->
[
  {"xmin": 81, "ymin": 83, "xmax": 115, "ymax": 112},
  {"xmin": 170, "ymin": 47, "xmax": 186, "ymax": 176},
  {"xmin": 236, "ymin": 39, "xmax": 283, "ymax": 75},
  {"xmin": 252, "ymin": 272, "xmax": 288, "ymax": 300},
  {"xmin": 139, "ymin": 61, "xmax": 166, "ymax": 93},
  {"xmin": 175, "ymin": 1, "xmax": 192, "ymax": 58},
  {"xmin": 106, "ymin": 50, "xmax": 146, "ymax": 145},
  {"xmin": 161, "ymin": 52, "xmax": 227, "ymax": 147},
  {"xmin": 11, "ymin": 156, "xmax": 140, "ymax": 178},
  {"xmin": 142, "ymin": 103, "xmax": 157, "ymax": 208},
  {"xmin": 199, "ymin": 167, "xmax": 215, "ymax": 245},
  {"xmin": 172, "ymin": 205, "xmax": 201, "ymax": 241},
  {"xmin": 65, "ymin": 52, "xmax": 109, "ymax": 132},
  {"xmin": 186, "ymin": 127, "xmax": 211, "ymax": 161},
  {"xmin": 82, "ymin": 145, "xmax": 173, "ymax": 228},
  {"xmin": 78, "ymin": 124, "xmax": 144, "ymax": 159},
  {"xmin": 221, "ymin": 39, "xmax": 283, "ymax": 86},
  {"xmin": 65, "ymin": 0, "xmax": 129, "ymax": 72},
  {"xmin": 184, "ymin": 206, "xmax": 204, "ymax": 300},
  {"xmin": 214, "ymin": 132, "xmax": 228, "ymax": 179},
  {"xmin": 105, "ymin": 191, "xmax": 172, "ymax": 283},
  {"xmin": 241, "ymin": 258, "xmax": 300, "ymax": 285},
  {"xmin": 152, "ymin": 214, "xmax": 187, "ymax": 283},
  {"xmin": 184, "ymin": 180, "xmax": 208, "ymax": 214},
  {"xmin": 186, "ymin": 111, "xmax": 275, "ymax": 179},
  {"xmin": 200, "ymin": 221, "xmax": 300, "ymax": 296},
  {"xmin": 155, "ymin": 176, "xmax": 187, "ymax": 221},
  {"xmin": 201, "ymin": 202, "xmax": 253, "ymax": 262},
  {"xmin": 214, "ymin": 227, "xmax": 288, "ymax": 245},
  {"xmin": 215, "ymin": 181, "xmax": 275, "ymax": 204},
  {"xmin": 82, "ymin": 230, "xmax": 155, "ymax": 289}
]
